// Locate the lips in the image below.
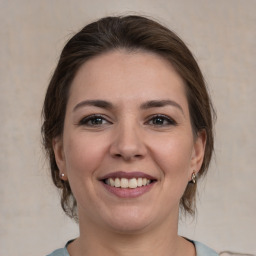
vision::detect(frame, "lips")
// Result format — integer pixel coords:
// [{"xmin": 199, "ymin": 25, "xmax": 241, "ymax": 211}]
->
[{"xmin": 99, "ymin": 171, "xmax": 157, "ymax": 198}]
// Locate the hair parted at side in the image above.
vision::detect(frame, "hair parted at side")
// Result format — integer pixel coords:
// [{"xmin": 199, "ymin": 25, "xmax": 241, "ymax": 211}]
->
[{"xmin": 42, "ymin": 15, "xmax": 215, "ymax": 221}]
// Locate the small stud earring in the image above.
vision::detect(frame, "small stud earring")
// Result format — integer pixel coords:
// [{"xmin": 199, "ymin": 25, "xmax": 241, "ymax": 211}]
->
[
  {"xmin": 191, "ymin": 172, "xmax": 196, "ymax": 184},
  {"xmin": 59, "ymin": 173, "xmax": 65, "ymax": 179}
]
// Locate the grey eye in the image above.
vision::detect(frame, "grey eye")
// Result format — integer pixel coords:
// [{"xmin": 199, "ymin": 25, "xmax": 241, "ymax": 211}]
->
[
  {"xmin": 147, "ymin": 115, "xmax": 177, "ymax": 126},
  {"xmin": 79, "ymin": 115, "xmax": 109, "ymax": 126}
]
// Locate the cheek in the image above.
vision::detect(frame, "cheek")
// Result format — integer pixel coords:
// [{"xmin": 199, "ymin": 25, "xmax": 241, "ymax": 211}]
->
[
  {"xmin": 62, "ymin": 133, "xmax": 109, "ymax": 207},
  {"xmin": 63, "ymin": 132, "xmax": 108, "ymax": 178},
  {"xmin": 150, "ymin": 133, "xmax": 193, "ymax": 179}
]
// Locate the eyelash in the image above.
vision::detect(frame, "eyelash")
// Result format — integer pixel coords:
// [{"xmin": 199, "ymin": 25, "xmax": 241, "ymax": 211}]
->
[
  {"xmin": 78, "ymin": 114, "xmax": 111, "ymax": 126},
  {"xmin": 146, "ymin": 114, "xmax": 177, "ymax": 127},
  {"xmin": 78, "ymin": 114, "xmax": 177, "ymax": 127}
]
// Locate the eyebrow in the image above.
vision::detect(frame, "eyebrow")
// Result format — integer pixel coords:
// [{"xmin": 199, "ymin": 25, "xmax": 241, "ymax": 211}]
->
[
  {"xmin": 73, "ymin": 99, "xmax": 184, "ymax": 114},
  {"xmin": 140, "ymin": 100, "xmax": 184, "ymax": 114},
  {"xmin": 73, "ymin": 100, "xmax": 113, "ymax": 112}
]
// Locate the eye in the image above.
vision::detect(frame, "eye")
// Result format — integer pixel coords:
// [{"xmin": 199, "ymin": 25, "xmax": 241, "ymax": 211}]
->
[
  {"xmin": 146, "ymin": 114, "xmax": 177, "ymax": 126},
  {"xmin": 78, "ymin": 114, "xmax": 111, "ymax": 126}
]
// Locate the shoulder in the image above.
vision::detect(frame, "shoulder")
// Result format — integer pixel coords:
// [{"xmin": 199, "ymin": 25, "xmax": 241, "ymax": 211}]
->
[
  {"xmin": 193, "ymin": 240, "xmax": 219, "ymax": 256},
  {"xmin": 46, "ymin": 240, "xmax": 74, "ymax": 256},
  {"xmin": 46, "ymin": 247, "xmax": 70, "ymax": 256}
]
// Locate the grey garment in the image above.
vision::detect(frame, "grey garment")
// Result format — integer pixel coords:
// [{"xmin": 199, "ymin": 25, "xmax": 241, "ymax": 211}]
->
[
  {"xmin": 46, "ymin": 247, "xmax": 69, "ymax": 256},
  {"xmin": 46, "ymin": 239, "xmax": 219, "ymax": 256},
  {"xmin": 194, "ymin": 241, "xmax": 219, "ymax": 256}
]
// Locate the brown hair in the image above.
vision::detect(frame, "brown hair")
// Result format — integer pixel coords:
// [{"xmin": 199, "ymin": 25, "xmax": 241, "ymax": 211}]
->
[{"xmin": 42, "ymin": 15, "xmax": 215, "ymax": 220}]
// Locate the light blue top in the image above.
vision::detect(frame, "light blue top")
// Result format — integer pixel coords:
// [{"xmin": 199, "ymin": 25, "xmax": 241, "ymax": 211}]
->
[{"xmin": 46, "ymin": 239, "xmax": 218, "ymax": 256}]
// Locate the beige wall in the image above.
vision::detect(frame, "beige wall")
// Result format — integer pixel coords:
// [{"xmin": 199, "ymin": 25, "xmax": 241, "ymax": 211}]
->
[{"xmin": 1, "ymin": 0, "xmax": 255, "ymax": 255}]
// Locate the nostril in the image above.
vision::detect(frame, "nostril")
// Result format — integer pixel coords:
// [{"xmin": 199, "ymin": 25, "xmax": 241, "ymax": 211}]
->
[
  {"xmin": 113, "ymin": 153, "xmax": 143, "ymax": 161},
  {"xmin": 110, "ymin": 137, "xmax": 147, "ymax": 160}
]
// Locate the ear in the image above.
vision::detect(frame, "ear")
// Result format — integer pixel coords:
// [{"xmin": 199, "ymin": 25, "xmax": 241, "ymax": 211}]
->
[
  {"xmin": 52, "ymin": 136, "xmax": 68, "ymax": 181},
  {"xmin": 190, "ymin": 130, "xmax": 207, "ymax": 177}
]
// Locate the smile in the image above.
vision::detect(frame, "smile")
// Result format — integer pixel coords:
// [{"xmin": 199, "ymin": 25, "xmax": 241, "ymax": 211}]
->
[
  {"xmin": 104, "ymin": 177, "xmax": 153, "ymax": 189},
  {"xmin": 100, "ymin": 171, "xmax": 157, "ymax": 198}
]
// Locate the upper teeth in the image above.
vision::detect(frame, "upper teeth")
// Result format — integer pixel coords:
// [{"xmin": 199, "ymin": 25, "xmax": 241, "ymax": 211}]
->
[{"xmin": 105, "ymin": 177, "xmax": 151, "ymax": 189}]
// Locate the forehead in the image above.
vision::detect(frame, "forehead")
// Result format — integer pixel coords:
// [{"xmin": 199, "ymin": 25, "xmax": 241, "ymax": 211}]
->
[{"xmin": 68, "ymin": 50, "xmax": 188, "ymax": 110}]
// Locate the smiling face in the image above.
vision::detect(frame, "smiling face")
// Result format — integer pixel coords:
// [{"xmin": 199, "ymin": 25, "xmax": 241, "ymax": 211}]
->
[{"xmin": 53, "ymin": 50, "xmax": 205, "ymax": 233}]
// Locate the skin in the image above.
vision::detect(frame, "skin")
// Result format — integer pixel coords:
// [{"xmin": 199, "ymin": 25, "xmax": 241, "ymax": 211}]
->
[{"xmin": 53, "ymin": 50, "xmax": 206, "ymax": 256}]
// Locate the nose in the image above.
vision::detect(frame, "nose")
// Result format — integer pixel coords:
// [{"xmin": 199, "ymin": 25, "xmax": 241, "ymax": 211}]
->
[{"xmin": 109, "ymin": 121, "xmax": 147, "ymax": 161}]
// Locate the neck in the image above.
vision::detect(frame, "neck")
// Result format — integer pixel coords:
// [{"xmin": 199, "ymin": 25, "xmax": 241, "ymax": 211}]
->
[{"xmin": 68, "ymin": 209, "xmax": 195, "ymax": 256}]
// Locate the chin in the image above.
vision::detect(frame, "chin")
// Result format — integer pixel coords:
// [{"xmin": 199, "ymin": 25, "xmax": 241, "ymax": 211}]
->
[
  {"xmin": 108, "ymin": 219, "xmax": 151, "ymax": 234},
  {"xmin": 102, "ymin": 206, "xmax": 154, "ymax": 234}
]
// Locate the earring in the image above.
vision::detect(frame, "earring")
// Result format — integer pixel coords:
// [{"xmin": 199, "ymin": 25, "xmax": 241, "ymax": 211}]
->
[
  {"xmin": 191, "ymin": 172, "xmax": 196, "ymax": 184},
  {"xmin": 59, "ymin": 173, "xmax": 65, "ymax": 179}
]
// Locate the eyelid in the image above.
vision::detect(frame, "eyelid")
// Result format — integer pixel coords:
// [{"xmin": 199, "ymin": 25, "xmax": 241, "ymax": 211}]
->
[
  {"xmin": 145, "ymin": 114, "xmax": 177, "ymax": 126},
  {"xmin": 77, "ymin": 114, "xmax": 112, "ymax": 126}
]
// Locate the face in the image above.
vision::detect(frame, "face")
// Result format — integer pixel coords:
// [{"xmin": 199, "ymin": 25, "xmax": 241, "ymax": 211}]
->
[{"xmin": 53, "ymin": 50, "xmax": 205, "ymax": 233}]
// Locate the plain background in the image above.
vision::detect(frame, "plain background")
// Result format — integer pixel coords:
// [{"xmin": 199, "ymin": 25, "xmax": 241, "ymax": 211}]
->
[{"xmin": 0, "ymin": 0, "xmax": 255, "ymax": 255}]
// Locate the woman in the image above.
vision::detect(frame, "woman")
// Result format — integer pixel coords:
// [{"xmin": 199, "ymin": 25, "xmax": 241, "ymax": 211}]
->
[{"xmin": 42, "ymin": 15, "xmax": 218, "ymax": 256}]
